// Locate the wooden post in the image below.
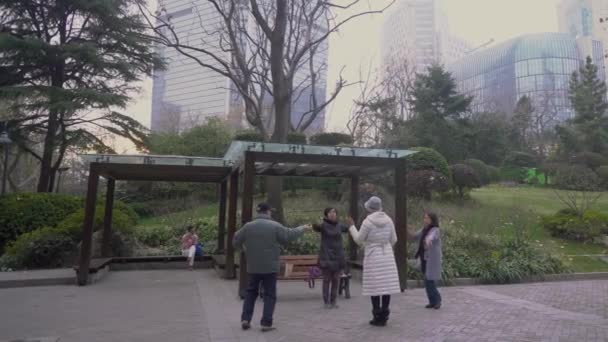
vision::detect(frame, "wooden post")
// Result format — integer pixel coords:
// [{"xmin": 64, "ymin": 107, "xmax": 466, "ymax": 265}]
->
[
  {"xmin": 217, "ymin": 180, "xmax": 228, "ymax": 254},
  {"xmin": 394, "ymin": 159, "xmax": 408, "ymax": 291},
  {"xmin": 238, "ymin": 152, "xmax": 255, "ymax": 298},
  {"xmin": 349, "ymin": 176, "xmax": 359, "ymax": 262},
  {"xmin": 77, "ymin": 166, "xmax": 100, "ymax": 286},
  {"xmin": 225, "ymin": 172, "xmax": 239, "ymax": 279},
  {"xmin": 101, "ymin": 178, "xmax": 115, "ymax": 258}
]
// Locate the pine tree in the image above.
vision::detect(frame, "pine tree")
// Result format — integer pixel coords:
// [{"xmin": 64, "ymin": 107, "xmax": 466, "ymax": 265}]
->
[
  {"xmin": 407, "ymin": 64, "xmax": 473, "ymax": 162},
  {"xmin": 0, "ymin": 0, "xmax": 164, "ymax": 192},
  {"xmin": 558, "ymin": 56, "xmax": 608, "ymax": 156}
]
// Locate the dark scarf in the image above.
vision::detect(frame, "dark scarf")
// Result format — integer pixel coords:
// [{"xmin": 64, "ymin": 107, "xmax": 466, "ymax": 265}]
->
[
  {"xmin": 415, "ymin": 225, "xmax": 433, "ymax": 260},
  {"xmin": 323, "ymin": 218, "xmax": 338, "ymax": 225}
]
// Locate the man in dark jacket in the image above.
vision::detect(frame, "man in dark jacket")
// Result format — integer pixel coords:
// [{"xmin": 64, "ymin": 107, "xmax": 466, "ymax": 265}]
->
[{"xmin": 233, "ymin": 202, "xmax": 311, "ymax": 332}]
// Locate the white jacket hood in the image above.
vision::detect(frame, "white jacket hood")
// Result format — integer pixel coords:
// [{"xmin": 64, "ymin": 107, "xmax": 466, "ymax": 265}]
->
[{"xmin": 365, "ymin": 211, "xmax": 394, "ymax": 229}]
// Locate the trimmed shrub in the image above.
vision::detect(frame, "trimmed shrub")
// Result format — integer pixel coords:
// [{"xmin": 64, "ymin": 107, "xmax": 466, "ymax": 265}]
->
[
  {"xmin": 309, "ymin": 132, "xmax": 353, "ymax": 146},
  {"xmin": 287, "ymin": 132, "xmax": 308, "ymax": 144},
  {"xmin": 487, "ymin": 165, "xmax": 501, "ymax": 183},
  {"xmin": 554, "ymin": 165, "xmax": 601, "ymax": 191},
  {"xmin": 3, "ymin": 203, "xmax": 138, "ymax": 269},
  {"xmin": 598, "ymin": 166, "xmax": 608, "ymax": 189},
  {"xmin": 500, "ymin": 166, "xmax": 528, "ymax": 184},
  {"xmin": 406, "ymin": 170, "xmax": 450, "ymax": 200},
  {"xmin": 450, "ymin": 164, "xmax": 481, "ymax": 198},
  {"xmin": 503, "ymin": 152, "xmax": 537, "ymax": 168},
  {"xmin": 0, "ymin": 193, "xmax": 82, "ymax": 253},
  {"xmin": 407, "ymin": 147, "xmax": 451, "ymax": 179},
  {"xmin": 541, "ymin": 209, "xmax": 608, "ymax": 242},
  {"xmin": 234, "ymin": 130, "xmax": 265, "ymax": 142},
  {"xmin": 570, "ymin": 152, "xmax": 608, "ymax": 170},
  {"xmin": 464, "ymin": 159, "xmax": 490, "ymax": 185}
]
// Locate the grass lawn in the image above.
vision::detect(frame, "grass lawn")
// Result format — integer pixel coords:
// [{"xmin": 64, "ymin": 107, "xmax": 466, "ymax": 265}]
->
[{"xmin": 469, "ymin": 186, "xmax": 608, "ymax": 272}]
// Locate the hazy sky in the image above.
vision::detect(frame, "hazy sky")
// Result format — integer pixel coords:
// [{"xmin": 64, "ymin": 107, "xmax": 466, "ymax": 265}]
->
[{"xmin": 124, "ymin": 0, "xmax": 562, "ymax": 144}]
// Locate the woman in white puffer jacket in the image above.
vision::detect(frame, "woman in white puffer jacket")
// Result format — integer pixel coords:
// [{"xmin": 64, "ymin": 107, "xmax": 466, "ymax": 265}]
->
[{"xmin": 347, "ymin": 196, "xmax": 401, "ymax": 327}]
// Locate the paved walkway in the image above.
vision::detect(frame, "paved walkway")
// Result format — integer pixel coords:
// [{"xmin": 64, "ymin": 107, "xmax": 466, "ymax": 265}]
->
[{"xmin": 1, "ymin": 270, "xmax": 607, "ymax": 342}]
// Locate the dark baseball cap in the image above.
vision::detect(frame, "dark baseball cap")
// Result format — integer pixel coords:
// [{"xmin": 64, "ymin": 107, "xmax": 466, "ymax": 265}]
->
[{"xmin": 256, "ymin": 202, "xmax": 273, "ymax": 212}]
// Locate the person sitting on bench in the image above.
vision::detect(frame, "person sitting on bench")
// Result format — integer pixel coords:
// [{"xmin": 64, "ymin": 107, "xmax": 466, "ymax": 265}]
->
[{"xmin": 181, "ymin": 225, "xmax": 198, "ymax": 270}]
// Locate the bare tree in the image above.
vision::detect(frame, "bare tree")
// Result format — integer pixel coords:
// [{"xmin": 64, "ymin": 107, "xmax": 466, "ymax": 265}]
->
[
  {"xmin": 142, "ymin": 0, "xmax": 394, "ymax": 222},
  {"xmin": 347, "ymin": 56, "xmax": 414, "ymax": 147}
]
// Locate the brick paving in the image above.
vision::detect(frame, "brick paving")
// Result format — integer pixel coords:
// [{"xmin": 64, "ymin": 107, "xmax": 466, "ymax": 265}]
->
[{"xmin": 1, "ymin": 270, "xmax": 608, "ymax": 342}]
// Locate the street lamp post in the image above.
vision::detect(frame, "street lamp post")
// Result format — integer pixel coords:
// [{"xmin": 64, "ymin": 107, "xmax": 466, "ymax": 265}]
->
[{"xmin": 0, "ymin": 131, "xmax": 13, "ymax": 196}]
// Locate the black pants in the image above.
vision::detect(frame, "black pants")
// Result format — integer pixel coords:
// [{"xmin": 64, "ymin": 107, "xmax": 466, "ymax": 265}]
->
[
  {"xmin": 241, "ymin": 273, "xmax": 277, "ymax": 327},
  {"xmin": 371, "ymin": 295, "xmax": 391, "ymax": 312},
  {"xmin": 322, "ymin": 269, "xmax": 340, "ymax": 304}
]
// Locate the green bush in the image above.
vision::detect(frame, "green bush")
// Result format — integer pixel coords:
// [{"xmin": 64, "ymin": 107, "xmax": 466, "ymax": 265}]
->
[
  {"xmin": 596, "ymin": 166, "xmax": 608, "ymax": 189},
  {"xmin": 500, "ymin": 166, "xmax": 528, "ymax": 184},
  {"xmin": 309, "ymin": 132, "xmax": 353, "ymax": 146},
  {"xmin": 415, "ymin": 225, "xmax": 568, "ymax": 283},
  {"xmin": 0, "ymin": 193, "xmax": 82, "ymax": 253},
  {"xmin": 450, "ymin": 164, "xmax": 481, "ymax": 198},
  {"xmin": 541, "ymin": 209, "xmax": 608, "ymax": 242},
  {"xmin": 234, "ymin": 130, "xmax": 265, "ymax": 142},
  {"xmin": 503, "ymin": 152, "xmax": 537, "ymax": 168},
  {"xmin": 287, "ymin": 132, "xmax": 307, "ymax": 144},
  {"xmin": 407, "ymin": 147, "xmax": 451, "ymax": 179},
  {"xmin": 570, "ymin": 152, "xmax": 608, "ymax": 170},
  {"xmin": 554, "ymin": 165, "xmax": 601, "ymax": 191},
  {"xmin": 487, "ymin": 165, "xmax": 501, "ymax": 183},
  {"xmin": 464, "ymin": 159, "xmax": 490, "ymax": 185},
  {"xmin": 3, "ymin": 203, "xmax": 138, "ymax": 269}
]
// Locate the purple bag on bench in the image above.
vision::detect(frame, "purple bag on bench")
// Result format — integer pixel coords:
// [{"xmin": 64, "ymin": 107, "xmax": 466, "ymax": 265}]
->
[{"xmin": 307, "ymin": 266, "xmax": 322, "ymax": 288}]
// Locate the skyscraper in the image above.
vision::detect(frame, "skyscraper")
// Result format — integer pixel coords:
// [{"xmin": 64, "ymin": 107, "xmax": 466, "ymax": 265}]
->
[
  {"xmin": 557, "ymin": 0, "xmax": 608, "ymax": 79},
  {"xmin": 150, "ymin": 1, "xmax": 328, "ymax": 134},
  {"xmin": 381, "ymin": 0, "xmax": 472, "ymax": 73}
]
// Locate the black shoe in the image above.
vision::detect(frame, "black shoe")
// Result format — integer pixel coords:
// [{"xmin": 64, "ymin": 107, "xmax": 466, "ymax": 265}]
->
[
  {"xmin": 369, "ymin": 319, "xmax": 385, "ymax": 326},
  {"xmin": 433, "ymin": 303, "xmax": 442, "ymax": 310},
  {"xmin": 241, "ymin": 321, "xmax": 251, "ymax": 330},
  {"xmin": 425, "ymin": 304, "xmax": 434, "ymax": 309},
  {"xmin": 261, "ymin": 325, "xmax": 276, "ymax": 332}
]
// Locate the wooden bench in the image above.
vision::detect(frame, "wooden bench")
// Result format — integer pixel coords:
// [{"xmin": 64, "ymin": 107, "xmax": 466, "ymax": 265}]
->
[{"xmin": 259, "ymin": 255, "xmax": 351, "ymax": 299}]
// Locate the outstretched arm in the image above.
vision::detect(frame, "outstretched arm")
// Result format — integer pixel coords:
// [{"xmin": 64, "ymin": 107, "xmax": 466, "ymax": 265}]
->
[{"xmin": 277, "ymin": 224, "xmax": 312, "ymax": 244}]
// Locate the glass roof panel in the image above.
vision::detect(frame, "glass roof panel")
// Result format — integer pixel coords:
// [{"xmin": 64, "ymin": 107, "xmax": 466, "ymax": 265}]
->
[
  {"xmin": 80, "ymin": 154, "xmax": 235, "ymax": 168},
  {"xmin": 224, "ymin": 141, "xmax": 416, "ymax": 163}
]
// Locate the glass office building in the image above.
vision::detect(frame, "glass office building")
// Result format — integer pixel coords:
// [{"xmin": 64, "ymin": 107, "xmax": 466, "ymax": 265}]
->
[{"xmin": 448, "ymin": 33, "xmax": 605, "ymax": 122}]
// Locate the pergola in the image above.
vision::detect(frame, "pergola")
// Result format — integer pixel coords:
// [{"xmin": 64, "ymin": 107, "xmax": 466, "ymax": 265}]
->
[
  {"xmin": 76, "ymin": 154, "xmax": 233, "ymax": 286},
  {"xmin": 77, "ymin": 142, "xmax": 415, "ymax": 292},
  {"xmin": 223, "ymin": 142, "xmax": 415, "ymax": 294}
]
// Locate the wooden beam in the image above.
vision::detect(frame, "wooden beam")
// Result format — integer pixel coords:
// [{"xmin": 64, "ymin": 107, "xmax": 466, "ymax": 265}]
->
[
  {"xmin": 394, "ymin": 158, "xmax": 408, "ymax": 291},
  {"xmin": 77, "ymin": 166, "xmax": 100, "ymax": 286},
  {"xmin": 238, "ymin": 152, "xmax": 255, "ymax": 297},
  {"xmin": 225, "ymin": 171, "xmax": 239, "ymax": 279},
  {"xmin": 217, "ymin": 180, "xmax": 228, "ymax": 254},
  {"xmin": 101, "ymin": 178, "xmax": 115, "ymax": 258},
  {"xmin": 349, "ymin": 176, "xmax": 359, "ymax": 262}
]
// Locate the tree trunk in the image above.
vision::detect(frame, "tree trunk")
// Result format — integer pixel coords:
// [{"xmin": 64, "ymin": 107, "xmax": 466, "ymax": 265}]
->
[
  {"xmin": 264, "ymin": 0, "xmax": 290, "ymax": 224},
  {"xmin": 37, "ymin": 110, "xmax": 58, "ymax": 192}
]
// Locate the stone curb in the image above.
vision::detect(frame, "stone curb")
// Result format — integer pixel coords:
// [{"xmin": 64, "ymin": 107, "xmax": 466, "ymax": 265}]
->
[{"xmin": 348, "ymin": 269, "xmax": 608, "ymax": 288}]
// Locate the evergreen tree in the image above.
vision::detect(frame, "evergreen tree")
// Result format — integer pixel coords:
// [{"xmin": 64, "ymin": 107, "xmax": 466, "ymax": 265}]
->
[
  {"xmin": 407, "ymin": 64, "xmax": 473, "ymax": 162},
  {"xmin": 0, "ymin": 0, "xmax": 164, "ymax": 192},
  {"xmin": 511, "ymin": 95, "xmax": 534, "ymax": 152},
  {"xmin": 557, "ymin": 56, "xmax": 608, "ymax": 156}
]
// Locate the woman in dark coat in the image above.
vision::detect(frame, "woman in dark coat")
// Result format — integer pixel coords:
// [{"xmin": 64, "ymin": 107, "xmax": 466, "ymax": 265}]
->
[{"xmin": 313, "ymin": 207, "xmax": 349, "ymax": 309}]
